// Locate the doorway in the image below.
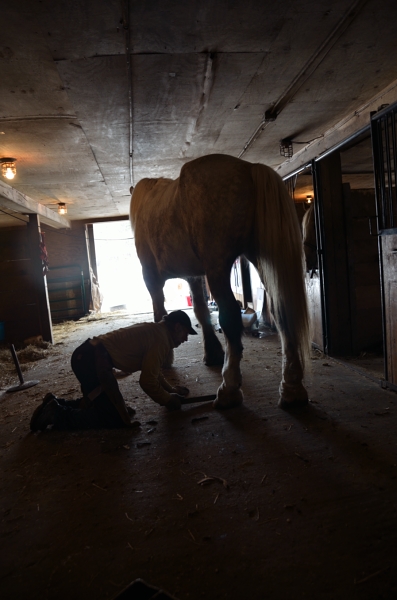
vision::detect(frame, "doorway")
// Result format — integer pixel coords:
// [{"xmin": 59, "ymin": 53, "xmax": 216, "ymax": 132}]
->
[
  {"xmin": 285, "ymin": 165, "xmax": 324, "ymax": 351},
  {"xmin": 284, "ymin": 137, "xmax": 385, "ymax": 382},
  {"xmin": 92, "ymin": 221, "xmax": 192, "ymax": 314},
  {"xmin": 310, "ymin": 133, "xmax": 384, "ymax": 381}
]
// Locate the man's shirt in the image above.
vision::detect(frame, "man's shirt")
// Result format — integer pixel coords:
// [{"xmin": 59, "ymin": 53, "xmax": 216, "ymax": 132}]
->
[{"xmin": 92, "ymin": 321, "xmax": 175, "ymax": 405}]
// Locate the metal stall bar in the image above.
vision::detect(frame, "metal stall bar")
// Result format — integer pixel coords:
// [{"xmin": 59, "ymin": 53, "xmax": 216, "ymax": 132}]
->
[{"xmin": 370, "ymin": 102, "xmax": 397, "ymax": 387}]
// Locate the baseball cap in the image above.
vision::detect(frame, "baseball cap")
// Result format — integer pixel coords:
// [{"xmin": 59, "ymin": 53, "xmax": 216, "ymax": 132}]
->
[{"xmin": 163, "ymin": 310, "xmax": 197, "ymax": 335}]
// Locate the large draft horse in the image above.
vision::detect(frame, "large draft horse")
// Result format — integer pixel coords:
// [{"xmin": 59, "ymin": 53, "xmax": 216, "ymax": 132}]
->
[{"xmin": 130, "ymin": 154, "xmax": 311, "ymax": 409}]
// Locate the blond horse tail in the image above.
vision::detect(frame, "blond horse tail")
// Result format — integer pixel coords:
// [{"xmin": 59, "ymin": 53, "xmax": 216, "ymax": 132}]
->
[{"xmin": 251, "ymin": 163, "xmax": 311, "ymax": 374}]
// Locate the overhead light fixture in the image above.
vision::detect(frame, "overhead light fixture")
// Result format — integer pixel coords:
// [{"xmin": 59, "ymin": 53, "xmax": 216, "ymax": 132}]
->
[
  {"xmin": 1, "ymin": 157, "xmax": 17, "ymax": 180},
  {"xmin": 306, "ymin": 195, "xmax": 313, "ymax": 204},
  {"xmin": 280, "ymin": 139, "xmax": 293, "ymax": 158},
  {"xmin": 58, "ymin": 202, "xmax": 67, "ymax": 215}
]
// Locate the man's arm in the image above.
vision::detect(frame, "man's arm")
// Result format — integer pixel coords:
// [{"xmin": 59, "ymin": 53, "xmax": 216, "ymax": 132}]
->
[
  {"xmin": 139, "ymin": 350, "xmax": 173, "ymax": 405},
  {"xmin": 139, "ymin": 347, "xmax": 185, "ymax": 409},
  {"xmin": 158, "ymin": 372, "xmax": 189, "ymax": 396}
]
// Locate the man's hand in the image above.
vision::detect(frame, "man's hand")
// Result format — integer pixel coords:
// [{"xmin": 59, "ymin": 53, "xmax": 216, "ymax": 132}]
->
[
  {"xmin": 166, "ymin": 393, "xmax": 183, "ymax": 411},
  {"xmin": 172, "ymin": 385, "xmax": 189, "ymax": 397}
]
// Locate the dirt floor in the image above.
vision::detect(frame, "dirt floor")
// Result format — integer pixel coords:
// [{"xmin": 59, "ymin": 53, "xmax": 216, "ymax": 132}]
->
[{"xmin": 1, "ymin": 310, "xmax": 396, "ymax": 600}]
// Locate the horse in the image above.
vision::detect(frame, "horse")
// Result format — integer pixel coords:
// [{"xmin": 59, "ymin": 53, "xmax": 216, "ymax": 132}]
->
[
  {"xmin": 302, "ymin": 202, "xmax": 318, "ymax": 276},
  {"xmin": 130, "ymin": 154, "xmax": 311, "ymax": 410}
]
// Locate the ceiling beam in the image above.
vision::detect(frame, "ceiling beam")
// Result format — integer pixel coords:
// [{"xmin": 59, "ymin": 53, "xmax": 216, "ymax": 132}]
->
[{"xmin": 0, "ymin": 181, "xmax": 70, "ymax": 229}]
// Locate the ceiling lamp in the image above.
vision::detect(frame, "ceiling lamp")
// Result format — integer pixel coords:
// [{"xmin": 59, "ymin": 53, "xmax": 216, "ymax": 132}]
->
[
  {"xmin": 58, "ymin": 202, "xmax": 67, "ymax": 215},
  {"xmin": 1, "ymin": 157, "xmax": 17, "ymax": 180},
  {"xmin": 280, "ymin": 139, "xmax": 293, "ymax": 158},
  {"xmin": 306, "ymin": 195, "xmax": 313, "ymax": 204}
]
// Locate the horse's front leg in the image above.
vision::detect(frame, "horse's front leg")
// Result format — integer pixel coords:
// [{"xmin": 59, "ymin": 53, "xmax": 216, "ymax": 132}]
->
[
  {"xmin": 187, "ymin": 276, "xmax": 224, "ymax": 366},
  {"xmin": 142, "ymin": 267, "xmax": 166, "ymax": 322},
  {"xmin": 142, "ymin": 268, "xmax": 173, "ymax": 367},
  {"xmin": 207, "ymin": 273, "xmax": 244, "ymax": 409}
]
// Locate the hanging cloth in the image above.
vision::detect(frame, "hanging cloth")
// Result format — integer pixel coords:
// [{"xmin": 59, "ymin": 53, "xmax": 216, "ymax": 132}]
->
[{"xmin": 39, "ymin": 231, "xmax": 49, "ymax": 275}]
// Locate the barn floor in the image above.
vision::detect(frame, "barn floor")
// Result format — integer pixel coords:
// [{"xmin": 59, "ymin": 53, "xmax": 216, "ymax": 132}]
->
[{"xmin": 1, "ymin": 310, "xmax": 396, "ymax": 600}]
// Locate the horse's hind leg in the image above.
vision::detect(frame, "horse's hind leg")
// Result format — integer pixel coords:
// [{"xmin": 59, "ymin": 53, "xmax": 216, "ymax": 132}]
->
[
  {"xmin": 187, "ymin": 277, "xmax": 224, "ymax": 366},
  {"xmin": 278, "ymin": 337, "xmax": 308, "ymax": 409},
  {"xmin": 206, "ymin": 272, "xmax": 244, "ymax": 409}
]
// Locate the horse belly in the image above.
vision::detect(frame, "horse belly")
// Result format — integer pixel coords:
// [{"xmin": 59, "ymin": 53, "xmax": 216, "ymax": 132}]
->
[{"xmin": 159, "ymin": 242, "xmax": 204, "ymax": 278}]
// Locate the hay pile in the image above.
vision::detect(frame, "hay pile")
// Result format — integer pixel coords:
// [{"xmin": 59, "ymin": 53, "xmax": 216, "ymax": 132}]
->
[
  {"xmin": 0, "ymin": 340, "xmax": 55, "ymax": 388},
  {"xmin": 0, "ymin": 310, "xmax": 153, "ymax": 388}
]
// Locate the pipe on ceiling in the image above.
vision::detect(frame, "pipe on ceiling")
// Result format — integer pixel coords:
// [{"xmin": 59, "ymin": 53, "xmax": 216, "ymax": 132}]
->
[
  {"xmin": 239, "ymin": 0, "xmax": 370, "ymax": 159},
  {"xmin": 123, "ymin": 0, "xmax": 134, "ymax": 187}
]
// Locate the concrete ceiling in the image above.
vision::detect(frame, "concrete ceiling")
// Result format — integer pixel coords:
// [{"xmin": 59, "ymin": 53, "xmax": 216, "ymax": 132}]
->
[{"xmin": 1, "ymin": 0, "xmax": 397, "ymax": 227}]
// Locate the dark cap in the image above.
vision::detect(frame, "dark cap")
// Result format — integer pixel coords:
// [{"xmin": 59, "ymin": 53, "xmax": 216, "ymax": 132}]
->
[{"xmin": 163, "ymin": 310, "xmax": 197, "ymax": 335}]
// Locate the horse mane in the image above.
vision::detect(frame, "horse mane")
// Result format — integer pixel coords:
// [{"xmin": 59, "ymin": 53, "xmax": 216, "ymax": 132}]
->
[{"xmin": 251, "ymin": 164, "xmax": 311, "ymax": 372}]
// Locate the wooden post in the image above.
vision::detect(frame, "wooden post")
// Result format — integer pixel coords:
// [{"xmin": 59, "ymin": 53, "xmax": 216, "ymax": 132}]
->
[
  {"xmin": 27, "ymin": 214, "xmax": 53, "ymax": 343},
  {"xmin": 85, "ymin": 224, "xmax": 98, "ymax": 279}
]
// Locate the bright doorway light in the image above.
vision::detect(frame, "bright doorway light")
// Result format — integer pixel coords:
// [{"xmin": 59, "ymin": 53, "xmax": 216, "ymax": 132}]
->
[{"xmin": 92, "ymin": 221, "xmax": 192, "ymax": 314}]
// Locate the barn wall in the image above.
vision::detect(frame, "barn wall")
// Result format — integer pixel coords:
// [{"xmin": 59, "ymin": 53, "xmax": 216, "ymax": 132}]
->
[
  {"xmin": 0, "ymin": 224, "xmax": 52, "ymax": 343},
  {"xmin": 344, "ymin": 187, "xmax": 382, "ymax": 353},
  {"xmin": 44, "ymin": 222, "xmax": 89, "ymax": 270},
  {"xmin": 0, "ymin": 221, "xmax": 94, "ymax": 342},
  {"xmin": 44, "ymin": 222, "xmax": 91, "ymax": 322}
]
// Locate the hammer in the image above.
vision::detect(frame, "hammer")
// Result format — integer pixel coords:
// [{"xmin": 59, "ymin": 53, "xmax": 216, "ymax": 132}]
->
[{"xmin": 181, "ymin": 394, "xmax": 216, "ymax": 405}]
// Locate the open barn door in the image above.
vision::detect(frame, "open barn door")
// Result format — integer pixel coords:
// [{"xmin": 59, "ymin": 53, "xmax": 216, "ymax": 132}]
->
[
  {"xmin": 285, "ymin": 165, "xmax": 324, "ymax": 351},
  {"xmin": 371, "ymin": 102, "xmax": 397, "ymax": 390}
]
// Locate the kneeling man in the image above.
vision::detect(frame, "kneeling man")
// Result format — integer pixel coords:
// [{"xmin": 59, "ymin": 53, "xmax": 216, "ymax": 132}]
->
[{"xmin": 30, "ymin": 310, "xmax": 197, "ymax": 432}]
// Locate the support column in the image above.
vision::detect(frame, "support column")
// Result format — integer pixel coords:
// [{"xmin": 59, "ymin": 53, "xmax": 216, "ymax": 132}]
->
[
  {"xmin": 85, "ymin": 224, "xmax": 98, "ymax": 279},
  {"xmin": 27, "ymin": 214, "xmax": 53, "ymax": 343}
]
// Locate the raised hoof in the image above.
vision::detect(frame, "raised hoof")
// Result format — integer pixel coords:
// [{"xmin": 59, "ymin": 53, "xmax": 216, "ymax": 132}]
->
[
  {"xmin": 278, "ymin": 382, "xmax": 309, "ymax": 410},
  {"xmin": 213, "ymin": 386, "xmax": 244, "ymax": 410}
]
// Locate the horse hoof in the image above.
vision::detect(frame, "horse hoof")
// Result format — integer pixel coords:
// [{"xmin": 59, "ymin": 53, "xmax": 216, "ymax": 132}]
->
[
  {"xmin": 213, "ymin": 386, "xmax": 243, "ymax": 409},
  {"xmin": 278, "ymin": 382, "xmax": 308, "ymax": 410}
]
